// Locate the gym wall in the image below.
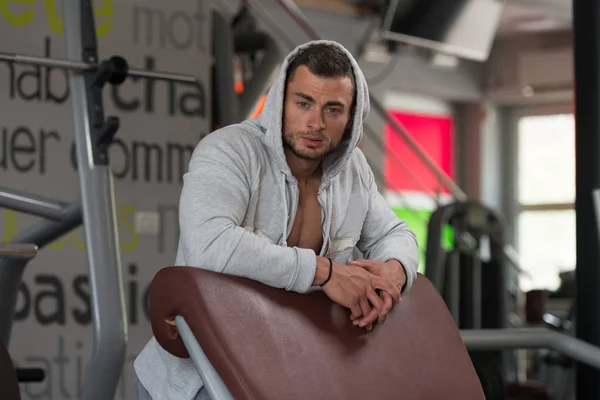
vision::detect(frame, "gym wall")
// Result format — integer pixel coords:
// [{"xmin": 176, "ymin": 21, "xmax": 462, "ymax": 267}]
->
[{"xmin": 1, "ymin": 1, "xmax": 212, "ymax": 398}]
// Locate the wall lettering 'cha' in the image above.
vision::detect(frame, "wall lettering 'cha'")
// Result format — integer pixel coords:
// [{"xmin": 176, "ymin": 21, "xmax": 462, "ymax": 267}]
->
[{"xmin": 0, "ymin": 1, "xmax": 213, "ymax": 398}]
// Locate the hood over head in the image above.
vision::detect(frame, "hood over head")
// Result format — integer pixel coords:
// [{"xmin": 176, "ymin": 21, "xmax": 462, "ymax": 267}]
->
[{"xmin": 257, "ymin": 40, "xmax": 370, "ymax": 183}]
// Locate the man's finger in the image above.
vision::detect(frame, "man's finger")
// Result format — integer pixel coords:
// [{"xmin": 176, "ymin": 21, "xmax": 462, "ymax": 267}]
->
[
  {"xmin": 350, "ymin": 304, "xmax": 362, "ymax": 323},
  {"xmin": 350, "ymin": 259, "xmax": 380, "ymax": 270},
  {"xmin": 372, "ymin": 279, "xmax": 400, "ymax": 304},
  {"xmin": 382, "ymin": 291, "xmax": 393, "ymax": 315},
  {"xmin": 359, "ymin": 296, "xmax": 371, "ymax": 318},
  {"xmin": 358, "ymin": 296, "xmax": 378, "ymax": 327},
  {"xmin": 365, "ymin": 286, "xmax": 384, "ymax": 312},
  {"xmin": 361, "ymin": 287, "xmax": 385, "ymax": 327},
  {"xmin": 351, "ymin": 263, "xmax": 382, "ymax": 277},
  {"xmin": 371, "ymin": 290, "xmax": 392, "ymax": 325},
  {"xmin": 360, "ymin": 310, "xmax": 378, "ymax": 327},
  {"xmin": 358, "ymin": 259, "xmax": 382, "ymax": 268},
  {"xmin": 372, "ymin": 277, "xmax": 400, "ymax": 299},
  {"xmin": 348, "ymin": 260, "xmax": 371, "ymax": 270}
]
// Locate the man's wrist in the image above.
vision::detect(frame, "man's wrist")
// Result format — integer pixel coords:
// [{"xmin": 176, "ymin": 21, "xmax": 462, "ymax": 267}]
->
[
  {"xmin": 312, "ymin": 256, "xmax": 332, "ymax": 286},
  {"xmin": 385, "ymin": 259, "xmax": 407, "ymax": 289}
]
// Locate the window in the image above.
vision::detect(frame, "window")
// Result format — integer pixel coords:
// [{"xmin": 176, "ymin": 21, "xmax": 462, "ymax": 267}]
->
[
  {"xmin": 516, "ymin": 113, "xmax": 575, "ymax": 291},
  {"xmin": 518, "ymin": 114, "xmax": 575, "ymax": 205},
  {"xmin": 517, "ymin": 210, "xmax": 576, "ymax": 291}
]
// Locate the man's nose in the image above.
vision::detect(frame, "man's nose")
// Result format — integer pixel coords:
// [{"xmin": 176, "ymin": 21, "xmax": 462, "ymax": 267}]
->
[{"xmin": 307, "ymin": 109, "xmax": 325, "ymax": 131}]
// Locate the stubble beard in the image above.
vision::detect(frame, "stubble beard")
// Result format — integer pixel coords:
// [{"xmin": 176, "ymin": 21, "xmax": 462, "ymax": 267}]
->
[{"xmin": 283, "ymin": 131, "xmax": 340, "ymax": 161}]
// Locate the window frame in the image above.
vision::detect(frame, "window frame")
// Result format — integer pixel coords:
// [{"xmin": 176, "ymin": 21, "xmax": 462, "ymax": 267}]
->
[{"xmin": 511, "ymin": 102, "xmax": 575, "ymax": 289}]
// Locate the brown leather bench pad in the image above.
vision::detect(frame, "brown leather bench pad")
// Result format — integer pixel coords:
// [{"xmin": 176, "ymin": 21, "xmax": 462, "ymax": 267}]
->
[{"xmin": 150, "ymin": 268, "xmax": 484, "ymax": 400}]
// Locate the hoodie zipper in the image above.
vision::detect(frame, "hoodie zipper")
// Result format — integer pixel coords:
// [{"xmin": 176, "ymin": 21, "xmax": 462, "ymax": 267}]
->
[
  {"xmin": 284, "ymin": 177, "xmax": 299, "ymax": 242},
  {"xmin": 317, "ymin": 189, "xmax": 328, "ymax": 256}
]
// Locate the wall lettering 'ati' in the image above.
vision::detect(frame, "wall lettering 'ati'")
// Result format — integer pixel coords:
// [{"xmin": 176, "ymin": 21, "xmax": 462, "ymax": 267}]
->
[
  {"xmin": 3, "ymin": 36, "xmax": 206, "ymax": 119},
  {"xmin": 13, "ymin": 339, "xmax": 140, "ymax": 400}
]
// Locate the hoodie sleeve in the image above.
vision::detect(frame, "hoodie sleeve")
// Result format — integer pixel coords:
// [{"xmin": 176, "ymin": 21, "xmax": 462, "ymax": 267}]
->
[
  {"xmin": 355, "ymin": 154, "xmax": 420, "ymax": 292},
  {"xmin": 177, "ymin": 129, "xmax": 317, "ymax": 293}
]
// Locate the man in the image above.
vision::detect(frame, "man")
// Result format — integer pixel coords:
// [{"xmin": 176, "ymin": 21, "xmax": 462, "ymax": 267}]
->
[{"xmin": 134, "ymin": 40, "xmax": 419, "ymax": 400}]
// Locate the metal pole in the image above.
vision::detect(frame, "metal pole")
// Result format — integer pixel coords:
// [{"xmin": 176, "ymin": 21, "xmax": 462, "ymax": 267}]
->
[
  {"xmin": 176, "ymin": 316, "xmax": 235, "ymax": 400},
  {"xmin": 62, "ymin": 1, "xmax": 127, "ymax": 400},
  {"xmin": 0, "ymin": 244, "xmax": 38, "ymax": 259},
  {"xmin": 461, "ymin": 328, "xmax": 600, "ymax": 372},
  {"xmin": 0, "ymin": 186, "xmax": 66, "ymax": 220},
  {"xmin": 0, "ymin": 52, "xmax": 198, "ymax": 83},
  {"xmin": 573, "ymin": 0, "xmax": 600, "ymax": 397},
  {"xmin": 8, "ymin": 201, "xmax": 82, "ymax": 248},
  {"xmin": 593, "ymin": 189, "xmax": 600, "ymax": 240}
]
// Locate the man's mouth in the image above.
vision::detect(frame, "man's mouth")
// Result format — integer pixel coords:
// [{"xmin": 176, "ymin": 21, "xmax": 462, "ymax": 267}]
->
[{"xmin": 302, "ymin": 136, "xmax": 324, "ymax": 146}]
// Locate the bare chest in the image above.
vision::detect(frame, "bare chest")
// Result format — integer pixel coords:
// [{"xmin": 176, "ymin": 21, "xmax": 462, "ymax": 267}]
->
[{"xmin": 286, "ymin": 185, "xmax": 323, "ymax": 254}]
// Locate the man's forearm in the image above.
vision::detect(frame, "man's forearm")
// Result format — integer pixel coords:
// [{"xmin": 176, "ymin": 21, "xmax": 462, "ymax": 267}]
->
[{"xmin": 180, "ymin": 222, "xmax": 317, "ymax": 293}]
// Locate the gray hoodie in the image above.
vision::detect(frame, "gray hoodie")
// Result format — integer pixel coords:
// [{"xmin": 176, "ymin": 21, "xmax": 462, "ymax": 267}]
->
[{"xmin": 134, "ymin": 40, "xmax": 419, "ymax": 400}]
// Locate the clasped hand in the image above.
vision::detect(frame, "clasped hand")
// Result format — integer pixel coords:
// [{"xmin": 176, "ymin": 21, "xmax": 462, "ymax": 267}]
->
[{"xmin": 322, "ymin": 258, "xmax": 406, "ymax": 331}]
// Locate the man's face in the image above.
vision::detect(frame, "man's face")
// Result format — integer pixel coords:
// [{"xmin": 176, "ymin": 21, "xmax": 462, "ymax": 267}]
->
[{"xmin": 282, "ymin": 65, "xmax": 354, "ymax": 161}]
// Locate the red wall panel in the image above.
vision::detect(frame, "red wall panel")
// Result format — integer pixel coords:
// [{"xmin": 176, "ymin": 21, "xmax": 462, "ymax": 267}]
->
[{"xmin": 384, "ymin": 111, "xmax": 454, "ymax": 194}]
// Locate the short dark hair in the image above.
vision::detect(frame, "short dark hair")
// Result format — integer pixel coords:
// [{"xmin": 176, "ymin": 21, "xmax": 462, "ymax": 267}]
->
[{"xmin": 285, "ymin": 43, "xmax": 356, "ymax": 89}]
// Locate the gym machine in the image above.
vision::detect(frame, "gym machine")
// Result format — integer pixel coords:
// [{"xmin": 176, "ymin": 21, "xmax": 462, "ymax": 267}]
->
[
  {"xmin": 425, "ymin": 201, "xmax": 512, "ymax": 399},
  {"xmin": 424, "ymin": 199, "xmax": 600, "ymax": 400},
  {"xmin": 0, "ymin": 244, "xmax": 45, "ymax": 388},
  {"xmin": 0, "ymin": 1, "xmax": 199, "ymax": 399}
]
